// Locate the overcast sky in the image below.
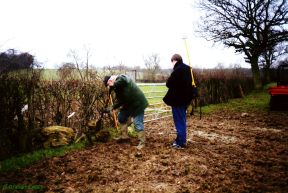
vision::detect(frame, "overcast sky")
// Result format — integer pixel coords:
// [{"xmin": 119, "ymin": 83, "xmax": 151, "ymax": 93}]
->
[{"xmin": 0, "ymin": 0, "xmax": 249, "ymax": 69}]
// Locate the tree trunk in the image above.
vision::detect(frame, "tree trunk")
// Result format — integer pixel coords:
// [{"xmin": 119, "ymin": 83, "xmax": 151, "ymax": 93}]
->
[
  {"xmin": 264, "ymin": 56, "xmax": 272, "ymax": 84},
  {"xmin": 250, "ymin": 56, "xmax": 262, "ymax": 89},
  {"xmin": 262, "ymin": 67, "xmax": 271, "ymax": 84}
]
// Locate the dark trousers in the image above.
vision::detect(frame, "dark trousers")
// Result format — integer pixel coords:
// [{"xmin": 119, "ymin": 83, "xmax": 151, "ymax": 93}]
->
[{"xmin": 172, "ymin": 105, "xmax": 187, "ymax": 146}]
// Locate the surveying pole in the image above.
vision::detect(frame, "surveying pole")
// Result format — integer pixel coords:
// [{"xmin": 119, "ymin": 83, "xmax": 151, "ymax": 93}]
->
[{"xmin": 182, "ymin": 37, "xmax": 196, "ymax": 87}]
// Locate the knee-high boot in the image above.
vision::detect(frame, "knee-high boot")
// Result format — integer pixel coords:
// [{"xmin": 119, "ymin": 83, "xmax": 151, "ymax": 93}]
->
[
  {"xmin": 114, "ymin": 123, "xmax": 129, "ymax": 142},
  {"xmin": 136, "ymin": 131, "xmax": 145, "ymax": 149}
]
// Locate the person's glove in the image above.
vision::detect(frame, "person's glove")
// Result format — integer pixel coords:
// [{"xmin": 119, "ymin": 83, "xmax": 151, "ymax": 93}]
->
[{"xmin": 102, "ymin": 106, "xmax": 113, "ymax": 113}]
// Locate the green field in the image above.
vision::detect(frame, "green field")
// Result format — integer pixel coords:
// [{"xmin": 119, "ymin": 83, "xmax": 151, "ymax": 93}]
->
[
  {"xmin": 201, "ymin": 84, "xmax": 272, "ymax": 114},
  {"xmin": 40, "ymin": 69, "xmax": 59, "ymax": 80},
  {"xmin": 137, "ymin": 84, "xmax": 167, "ymax": 104}
]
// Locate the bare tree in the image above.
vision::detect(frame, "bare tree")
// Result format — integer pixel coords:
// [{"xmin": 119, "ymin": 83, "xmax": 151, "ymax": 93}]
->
[
  {"xmin": 102, "ymin": 62, "xmax": 129, "ymax": 75},
  {"xmin": 260, "ymin": 42, "xmax": 288, "ymax": 83},
  {"xmin": 196, "ymin": 0, "xmax": 288, "ymax": 89},
  {"xmin": 57, "ymin": 63, "xmax": 76, "ymax": 80},
  {"xmin": 102, "ymin": 64, "xmax": 115, "ymax": 75},
  {"xmin": 114, "ymin": 61, "xmax": 129, "ymax": 74},
  {"xmin": 67, "ymin": 46, "xmax": 95, "ymax": 81},
  {"xmin": 67, "ymin": 50, "xmax": 85, "ymax": 81},
  {"xmin": 143, "ymin": 53, "xmax": 161, "ymax": 82}
]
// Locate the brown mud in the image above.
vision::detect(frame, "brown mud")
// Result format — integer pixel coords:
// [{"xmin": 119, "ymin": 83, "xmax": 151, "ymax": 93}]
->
[{"xmin": 1, "ymin": 109, "xmax": 287, "ymax": 193}]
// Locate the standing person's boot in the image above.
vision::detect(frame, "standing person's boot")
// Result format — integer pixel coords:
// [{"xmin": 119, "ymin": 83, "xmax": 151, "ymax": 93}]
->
[
  {"xmin": 114, "ymin": 123, "xmax": 129, "ymax": 143},
  {"xmin": 136, "ymin": 131, "xmax": 145, "ymax": 149}
]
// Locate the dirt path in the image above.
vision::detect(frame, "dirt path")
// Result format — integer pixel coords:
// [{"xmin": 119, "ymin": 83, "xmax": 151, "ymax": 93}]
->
[{"xmin": 1, "ymin": 110, "xmax": 288, "ymax": 193}]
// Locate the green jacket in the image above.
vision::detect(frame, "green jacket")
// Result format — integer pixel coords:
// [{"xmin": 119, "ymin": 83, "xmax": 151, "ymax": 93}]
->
[{"xmin": 111, "ymin": 75, "xmax": 148, "ymax": 116}]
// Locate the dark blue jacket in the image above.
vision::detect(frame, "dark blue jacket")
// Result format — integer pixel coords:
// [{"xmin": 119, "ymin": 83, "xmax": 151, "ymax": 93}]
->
[{"xmin": 163, "ymin": 61, "xmax": 194, "ymax": 107}]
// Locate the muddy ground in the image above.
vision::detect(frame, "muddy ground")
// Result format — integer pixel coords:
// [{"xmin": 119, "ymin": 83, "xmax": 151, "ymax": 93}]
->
[{"xmin": 1, "ymin": 109, "xmax": 288, "ymax": 193}]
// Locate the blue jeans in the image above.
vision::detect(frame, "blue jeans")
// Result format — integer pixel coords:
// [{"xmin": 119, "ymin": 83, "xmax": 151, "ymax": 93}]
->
[
  {"xmin": 172, "ymin": 106, "xmax": 187, "ymax": 146},
  {"xmin": 118, "ymin": 110, "xmax": 144, "ymax": 132}
]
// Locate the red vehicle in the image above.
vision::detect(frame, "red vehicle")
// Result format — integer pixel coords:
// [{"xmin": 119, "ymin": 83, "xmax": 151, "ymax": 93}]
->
[{"xmin": 268, "ymin": 63, "xmax": 288, "ymax": 110}]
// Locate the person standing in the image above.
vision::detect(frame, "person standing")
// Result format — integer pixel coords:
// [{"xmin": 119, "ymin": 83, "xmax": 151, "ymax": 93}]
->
[
  {"xmin": 163, "ymin": 54, "xmax": 194, "ymax": 149},
  {"xmin": 103, "ymin": 74, "xmax": 148, "ymax": 149}
]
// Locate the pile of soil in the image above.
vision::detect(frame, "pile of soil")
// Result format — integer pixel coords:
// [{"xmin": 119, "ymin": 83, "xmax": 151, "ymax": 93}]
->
[{"xmin": 1, "ymin": 109, "xmax": 287, "ymax": 193}]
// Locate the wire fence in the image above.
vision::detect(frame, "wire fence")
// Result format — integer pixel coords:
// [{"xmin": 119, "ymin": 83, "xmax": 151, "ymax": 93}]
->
[{"xmin": 137, "ymin": 83, "xmax": 172, "ymax": 123}]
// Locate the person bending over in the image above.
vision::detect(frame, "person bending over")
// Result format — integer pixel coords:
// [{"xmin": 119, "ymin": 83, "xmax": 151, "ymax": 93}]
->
[{"xmin": 103, "ymin": 74, "xmax": 148, "ymax": 149}]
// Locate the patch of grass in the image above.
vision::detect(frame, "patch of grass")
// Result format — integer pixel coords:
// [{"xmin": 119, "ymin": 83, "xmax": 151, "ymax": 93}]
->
[
  {"xmin": 106, "ymin": 127, "xmax": 120, "ymax": 139},
  {"xmin": 102, "ymin": 125, "xmax": 137, "ymax": 138},
  {"xmin": 201, "ymin": 86, "xmax": 271, "ymax": 114},
  {"xmin": 138, "ymin": 84, "xmax": 167, "ymax": 104},
  {"xmin": 0, "ymin": 142, "xmax": 85, "ymax": 173},
  {"xmin": 128, "ymin": 125, "xmax": 138, "ymax": 137}
]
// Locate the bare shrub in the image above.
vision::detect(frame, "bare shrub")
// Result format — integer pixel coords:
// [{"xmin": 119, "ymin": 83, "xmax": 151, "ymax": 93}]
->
[{"xmin": 0, "ymin": 50, "xmax": 42, "ymax": 160}]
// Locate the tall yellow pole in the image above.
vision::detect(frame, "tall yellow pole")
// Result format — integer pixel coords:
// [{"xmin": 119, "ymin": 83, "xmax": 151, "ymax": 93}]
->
[{"xmin": 183, "ymin": 37, "xmax": 196, "ymax": 87}]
